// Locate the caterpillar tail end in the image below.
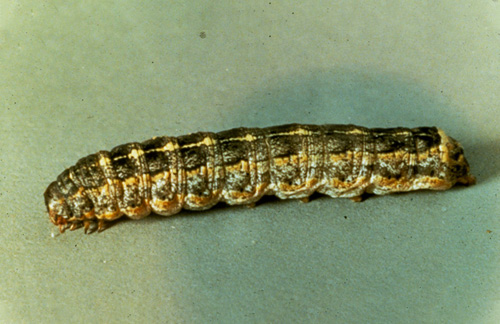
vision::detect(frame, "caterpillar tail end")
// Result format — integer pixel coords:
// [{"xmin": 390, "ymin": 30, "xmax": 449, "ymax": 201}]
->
[{"xmin": 439, "ymin": 131, "xmax": 476, "ymax": 188}]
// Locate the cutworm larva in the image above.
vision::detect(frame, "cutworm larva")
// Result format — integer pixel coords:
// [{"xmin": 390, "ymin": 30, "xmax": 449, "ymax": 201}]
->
[{"xmin": 44, "ymin": 124, "xmax": 475, "ymax": 233}]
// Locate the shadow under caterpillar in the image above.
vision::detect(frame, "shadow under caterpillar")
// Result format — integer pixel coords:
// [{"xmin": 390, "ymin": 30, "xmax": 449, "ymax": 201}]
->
[{"xmin": 44, "ymin": 124, "xmax": 475, "ymax": 234}]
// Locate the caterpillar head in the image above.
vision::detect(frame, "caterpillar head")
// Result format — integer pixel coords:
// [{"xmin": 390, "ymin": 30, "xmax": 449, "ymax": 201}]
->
[
  {"xmin": 44, "ymin": 182, "xmax": 72, "ymax": 232},
  {"xmin": 44, "ymin": 182, "xmax": 100, "ymax": 233}
]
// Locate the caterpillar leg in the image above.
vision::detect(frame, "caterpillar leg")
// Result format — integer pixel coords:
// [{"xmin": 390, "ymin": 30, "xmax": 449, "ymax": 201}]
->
[
  {"xmin": 83, "ymin": 220, "xmax": 99, "ymax": 234},
  {"xmin": 70, "ymin": 222, "xmax": 82, "ymax": 231},
  {"xmin": 58, "ymin": 224, "xmax": 69, "ymax": 233},
  {"xmin": 97, "ymin": 220, "xmax": 107, "ymax": 233},
  {"xmin": 246, "ymin": 202, "xmax": 257, "ymax": 208}
]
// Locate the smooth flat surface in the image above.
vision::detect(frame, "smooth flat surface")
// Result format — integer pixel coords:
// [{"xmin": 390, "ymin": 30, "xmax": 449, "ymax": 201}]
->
[{"xmin": 1, "ymin": 1, "xmax": 499, "ymax": 323}]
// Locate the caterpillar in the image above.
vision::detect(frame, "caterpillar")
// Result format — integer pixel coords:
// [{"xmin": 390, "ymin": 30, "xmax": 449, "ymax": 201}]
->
[{"xmin": 44, "ymin": 124, "xmax": 475, "ymax": 234}]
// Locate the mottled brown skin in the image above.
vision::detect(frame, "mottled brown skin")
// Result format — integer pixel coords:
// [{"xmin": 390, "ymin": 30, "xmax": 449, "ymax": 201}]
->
[{"xmin": 44, "ymin": 124, "xmax": 475, "ymax": 233}]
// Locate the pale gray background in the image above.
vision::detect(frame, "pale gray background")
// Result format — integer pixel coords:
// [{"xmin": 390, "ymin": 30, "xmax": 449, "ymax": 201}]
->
[{"xmin": 1, "ymin": 1, "xmax": 499, "ymax": 323}]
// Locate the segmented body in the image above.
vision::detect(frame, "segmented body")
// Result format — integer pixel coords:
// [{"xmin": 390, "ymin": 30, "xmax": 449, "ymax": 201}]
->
[{"xmin": 44, "ymin": 124, "xmax": 475, "ymax": 233}]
